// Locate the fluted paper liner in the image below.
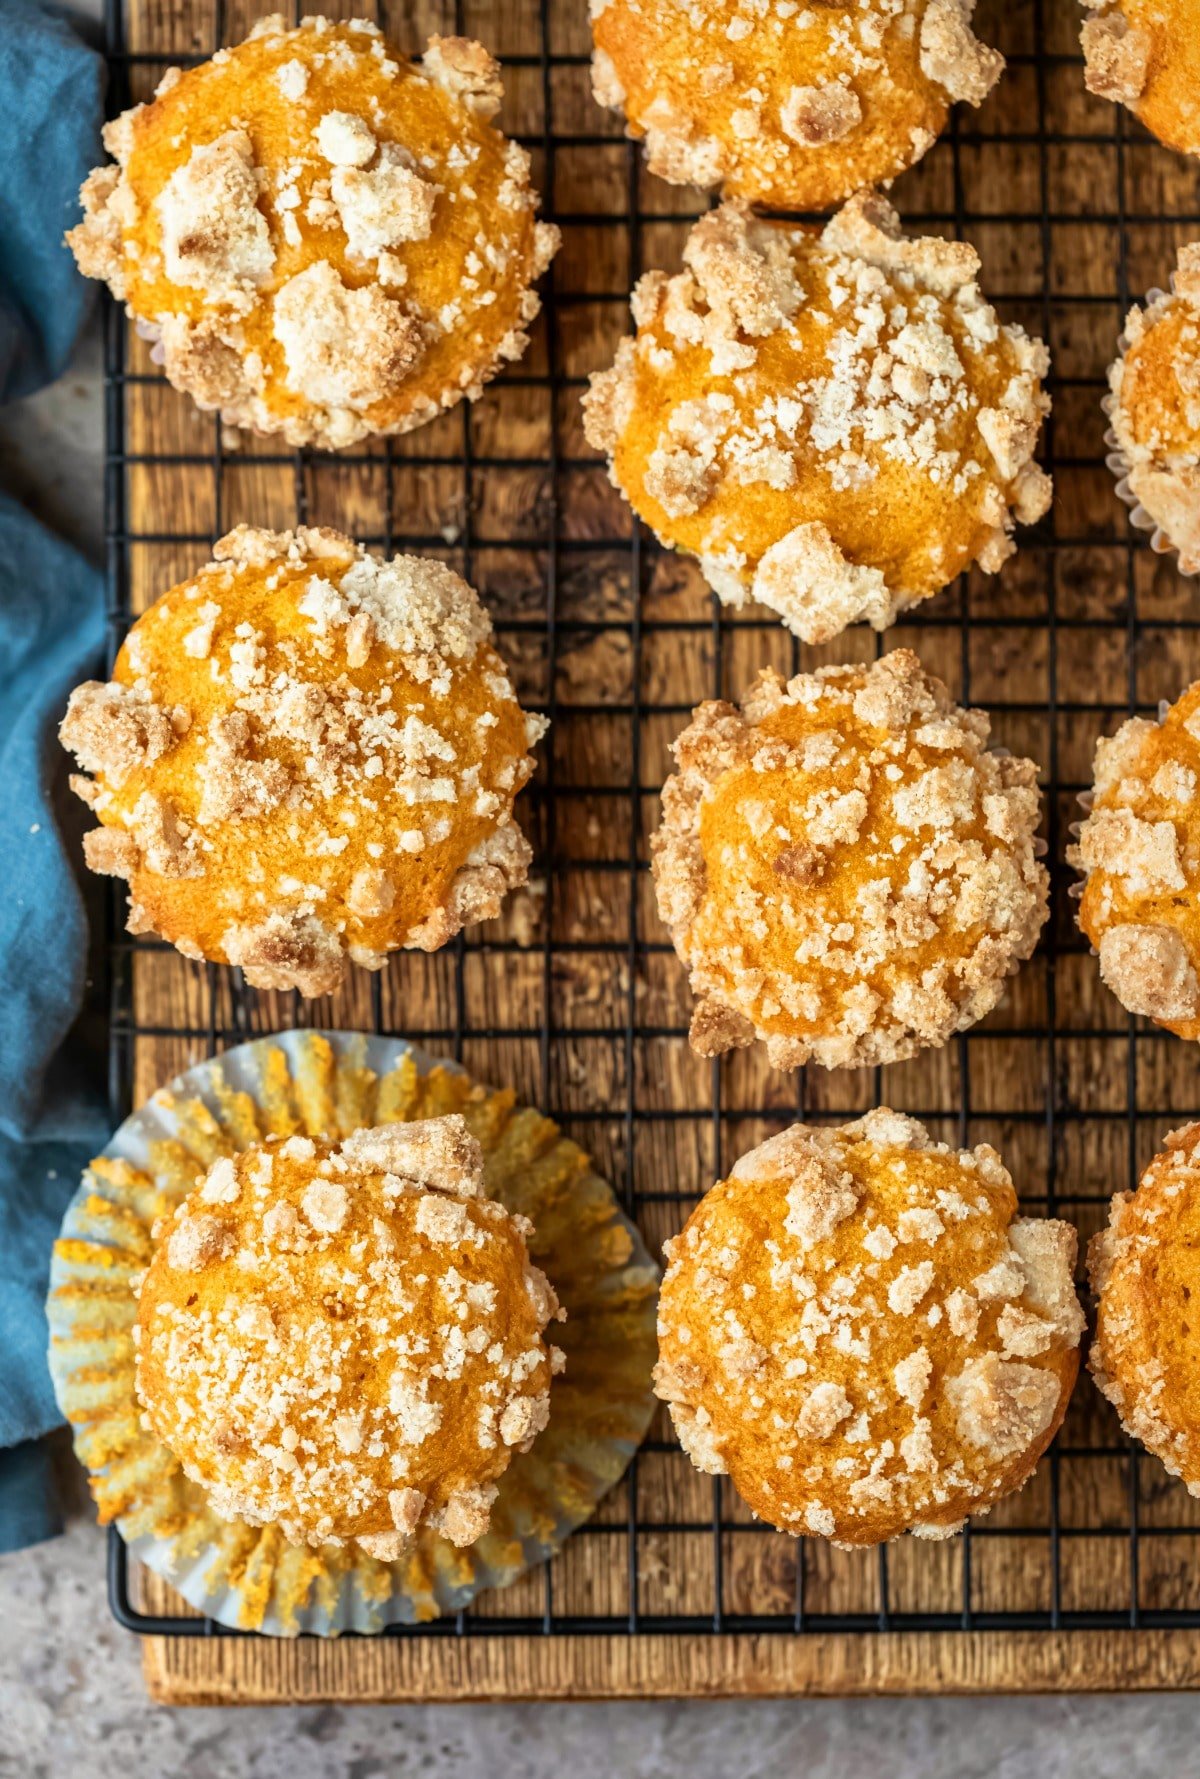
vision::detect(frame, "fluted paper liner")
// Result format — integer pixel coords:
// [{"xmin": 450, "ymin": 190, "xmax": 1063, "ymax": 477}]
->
[
  {"xmin": 1104, "ymin": 278, "xmax": 1200, "ymax": 580},
  {"xmin": 47, "ymin": 1030, "xmax": 659, "ymax": 1636}
]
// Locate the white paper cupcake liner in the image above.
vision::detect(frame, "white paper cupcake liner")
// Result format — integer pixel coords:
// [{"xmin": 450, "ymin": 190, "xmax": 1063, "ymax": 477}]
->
[{"xmin": 47, "ymin": 1030, "xmax": 659, "ymax": 1636}]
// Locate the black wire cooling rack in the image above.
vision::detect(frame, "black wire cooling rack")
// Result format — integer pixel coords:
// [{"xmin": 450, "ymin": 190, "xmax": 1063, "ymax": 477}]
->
[{"xmin": 102, "ymin": 0, "xmax": 1200, "ymax": 1639}]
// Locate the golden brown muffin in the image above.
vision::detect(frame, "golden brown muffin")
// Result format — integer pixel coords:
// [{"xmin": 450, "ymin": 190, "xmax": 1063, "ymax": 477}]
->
[
  {"xmin": 1071, "ymin": 676, "xmax": 1200, "ymax": 1036},
  {"xmin": 590, "ymin": 0, "xmax": 1003, "ymax": 210},
  {"xmin": 1081, "ymin": 1, "xmax": 1200, "ymax": 158},
  {"xmin": 66, "ymin": 16, "xmax": 558, "ymax": 449},
  {"xmin": 59, "ymin": 524, "xmax": 545, "ymax": 996},
  {"xmin": 1105, "ymin": 242, "xmax": 1200, "ymax": 573},
  {"xmin": 655, "ymin": 1109, "xmax": 1084, "ymax": 1544},
  {"xmin": 135, "ymin": 1115, "xmax": 564, "ymax": 1552},
  {"xmin": 652, "ymin": 649, "xmax": 1048, "ymax": 1070},
  {"xmin": 1089, "ymin": 1121, "xmax": 1200, "ymax": 1495},
  {"xmin": 583, "ymin": 194, "xmax": 1051, "ymax": 645}
]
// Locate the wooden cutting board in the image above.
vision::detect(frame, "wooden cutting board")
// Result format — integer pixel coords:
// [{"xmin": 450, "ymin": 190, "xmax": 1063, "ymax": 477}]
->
[{"xmin": 118, "ymin": 0, "xmax": 1200, "ymax": 1700}]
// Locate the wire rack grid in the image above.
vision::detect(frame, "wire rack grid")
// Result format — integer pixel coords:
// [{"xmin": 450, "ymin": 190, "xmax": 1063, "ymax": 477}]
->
[{"xmin": 101, "ymin": 0, "xmax": 1200, "ymax": 1640}]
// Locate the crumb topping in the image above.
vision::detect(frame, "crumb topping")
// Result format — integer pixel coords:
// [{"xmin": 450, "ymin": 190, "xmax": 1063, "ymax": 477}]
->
[
  {"xmin": 1073, "ymin": 675, "xmax": 1200, "ymax": 1035},
  {"xmin": 156, "ymin": 130, "xmax": 275, "ymax": 304},
  {"xmin": 135, "ymin": 1115, "xmax": 563, "ymax": 1551},
  {"xmin": 590, "ymin": 0, "xmax": 1003, "ymax": 210},
  {"xmin": 1081, "ymin": 6, "xmax": 1152, "ymax": 107},
  {"xmin": 654, "ymin": 1110, "xmax": 1082, "ymax": 1544},
  {"xmin": 652, "ymin": 649, "xmax": 1049, "ymax": 1072},
  {"xmin": 60, "ymin": 526, "xmax": 545, "ymax": 993},
  {"xmin": 64, "ymin": 16, "xmax": 560, "ymax": 450},
  {"xmin": 584, "ymin": 195, "xmax": 1050, "ymax": 643},
  {"xmin": 273, "ymin": 260, "xmax": 423, "ymax": 411}
]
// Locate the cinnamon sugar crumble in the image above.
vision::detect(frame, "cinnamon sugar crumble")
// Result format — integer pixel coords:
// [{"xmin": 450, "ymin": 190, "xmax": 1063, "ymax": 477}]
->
[
  {"xmin": 654, "ymin": 1110, "xmax": 1082, "ymax": 1544},
  {"xmin": 136, "ymin": 1116, "xmax": 563, "ymax": 1551},
  {"xmin": 59, "ymin": 526, "xmax": 545, "ymax": 994},
  {"xmin": 652, "ymin": 650, "xmax": 1048, "ymax": 1072},
  {"xmin": 584, "ymin": 194, "xmax": 1050, "ymax": 643}
]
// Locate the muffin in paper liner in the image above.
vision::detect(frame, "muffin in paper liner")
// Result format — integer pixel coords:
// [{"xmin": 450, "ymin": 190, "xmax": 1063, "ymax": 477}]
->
[
  {"xmin": 46, "ymin": 1029, "xmax": 659, "ymax": 1636},
  {"xmin": 1103, "ymin": 268, "xmax": 1200, "ymax": 580}
]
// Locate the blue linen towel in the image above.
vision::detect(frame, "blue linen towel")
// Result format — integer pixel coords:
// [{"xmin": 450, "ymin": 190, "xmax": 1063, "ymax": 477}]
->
[{"xmin": 0, "ymin": 0, "xmax": 108, "ymax": 1550}]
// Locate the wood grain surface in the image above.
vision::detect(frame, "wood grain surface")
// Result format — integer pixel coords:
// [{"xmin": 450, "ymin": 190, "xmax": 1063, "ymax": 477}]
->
[{"xmin": 117, "ymin": 0, "xmax": 1200, "ymax": 1700}]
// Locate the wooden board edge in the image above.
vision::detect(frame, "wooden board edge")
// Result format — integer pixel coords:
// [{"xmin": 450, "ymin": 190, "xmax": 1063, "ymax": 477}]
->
[{"xmin": 142, "ymin": 1627, "xmax": 1200, "ymax": 1705}]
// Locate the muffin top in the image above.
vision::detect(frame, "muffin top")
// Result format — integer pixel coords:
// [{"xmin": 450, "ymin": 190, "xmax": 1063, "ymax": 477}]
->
[
  {"xmin": 135, "ymin": 1115, "xmax": 564, "ymax": 1553},
  {"xmin": 1072, "ymin": 677, "xmax": 1200, "ymax": 1036},
  {"xmin": 1089, "ymin": 1120, "xmax": 1200, "ymax": 1495},
  {"xmin": 60, "ymin": 524, "xmax": 545, "ymax": 996},
  {"xmin": 1082, "ymin": 1, "xmax": 1200, "ymax": 159},
  {"xmin": 1107, "ymin": 242, "xmax": 1200, "ymax": 574},
  {"xmin": 66, "ymin": 16, "xmax": 558, "ymax": 448},
  {"xmin": 655, "ymin": 1109, "xmax": 1083, "ymax": 1545},
  {"xmin": 590, "ymin": 0, "xmax": 1003, "ymax": 210},
  {"xmin": 652, "ymin": 650, "xmax": 1048, "ymax": 1071},
  {"xmin": 583, "ymin": 194, "xmax": 1051, "ymax": 645}
]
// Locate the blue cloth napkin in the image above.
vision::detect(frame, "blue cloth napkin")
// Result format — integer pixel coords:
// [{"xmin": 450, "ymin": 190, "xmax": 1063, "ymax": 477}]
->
[
  {"xmin": 0, "ymin": 0, "xmax": 105, "ymax": 400},
  {"xmin": 0, "ymin": 0, "xmax": 107, "ymax": 1551}
]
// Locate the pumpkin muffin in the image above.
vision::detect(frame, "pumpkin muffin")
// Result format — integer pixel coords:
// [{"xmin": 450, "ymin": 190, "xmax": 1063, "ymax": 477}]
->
[
  {"xmin": 590, "ymin": 0, "xmax": 1003, "ymax": 210},
  {"xmin": 66, "ymin": 16, "xmax": 558, "ymax": 449},
  {"xmin": 1081, "ymin": 2, "xmax": 1200, "ymax": 158},
  {"xmin": 655, "ymin": 1109, "xmax": 1084, "ymax": 1544},
  {"xmin": 1105, "ymin": 242, "xmax": 1200, "ymax": 574},
  {"xmin": 652, "ymin": 649, "xmax": 1048, "ymax": 1071},
  {"xmin": 1089, "ymin": 1121, "xmax": 1200, "ymax": 1496},
  {"xmin": 1071, "ymin": 676, "xmax": 1200, "ymax": 1035},
  {"xmin": 583, "ymin": 194, "xmax": 1051, "ymax": 645},
  {"xmin": 59, "ymin": 525, "xmax": 546, "ymax": 996},
  {"xmin": 135, "ymin": 1115, "xmax": 565, "ymax": 1553}
]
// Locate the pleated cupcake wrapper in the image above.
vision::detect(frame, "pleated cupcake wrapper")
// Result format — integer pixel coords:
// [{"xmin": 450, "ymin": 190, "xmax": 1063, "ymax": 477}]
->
[
  {"xmin": 47, "ymin": 1030, "xmax": 660, "ymax": 1637},
  {"xmin": 1103, "ymin": 278, "xmax": 1200, "ymax": 580}
]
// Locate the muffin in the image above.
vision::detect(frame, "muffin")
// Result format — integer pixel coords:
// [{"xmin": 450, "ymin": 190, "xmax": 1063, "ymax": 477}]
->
[
  {"xmin": 59, "ymin": 524, "xmax": 546, "ymax": 995},
  {"xmin": 583, "ymin": 194, "xmax": 1051, "ymax": 645},
  {"xmin": 655, "ymin": 1109, "xmax": 1084, "ymax": 1544},
  {"xmin": 1089, "ymin": 1121, "xmax": 1200, "ymax": 1495},
  {"xmin": 1081, "ymin": 2, "xmax": 1200, "ymax": 158},
  {"xmin": 135, "ymin": 1114, "xmax": 564, "ymax": 1554},
  {"xmin": 652, "ymin": 649, "xmax": 1048, "ymax": 1070},
  {"xmin": 590, "ymin": 0, "xmax": 1004, "ymax": 210},
  {"xmin": 1105, "ymin": 243, "xmax": 1200, "ymax": 574},
  {"xmin": 49, "ymin": 1030, "xmax": 659, "ymax": 1633},
  {"xmin": 66, "ymin": 16, "xmax": 558, "ymax": 449},
  {"xmin": 1071, "ymin": 677, "xmax": 1200, "ymax": 1035}
]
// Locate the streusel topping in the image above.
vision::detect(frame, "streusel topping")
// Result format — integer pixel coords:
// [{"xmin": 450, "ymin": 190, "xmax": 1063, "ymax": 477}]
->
[
  {"xmin": 1072, "ymin": 673, "xmax": 1200, "ymax": 1036},
  {"xmin": 60, "ymin": 525, "xmax": 546, "ymax": 995},
  {"xmin": 655, "ymin": 1109, "xmax": 1083, "ymax": 1545},
  {"xmin": 134, "ymin": 1116, "xmax": 565, "ymax": 1553},
  {"xmin": 584, "ymin": 195, "xmax": 1050, "ymax": 644},
  {"xmin": 66, "ymin": 17, "xmax": 558, "ymax": 448},
  {"xmin": 652, "ymin": 650, "xmax": 1048, "ymax": 1071},
  {"xmin": 591, "ymin": 0, "xmax": 1003, "ymax": 210},
  {"xmin": 1106, "ymin": 242, "xmax": 1200, "ymax": 574}
]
